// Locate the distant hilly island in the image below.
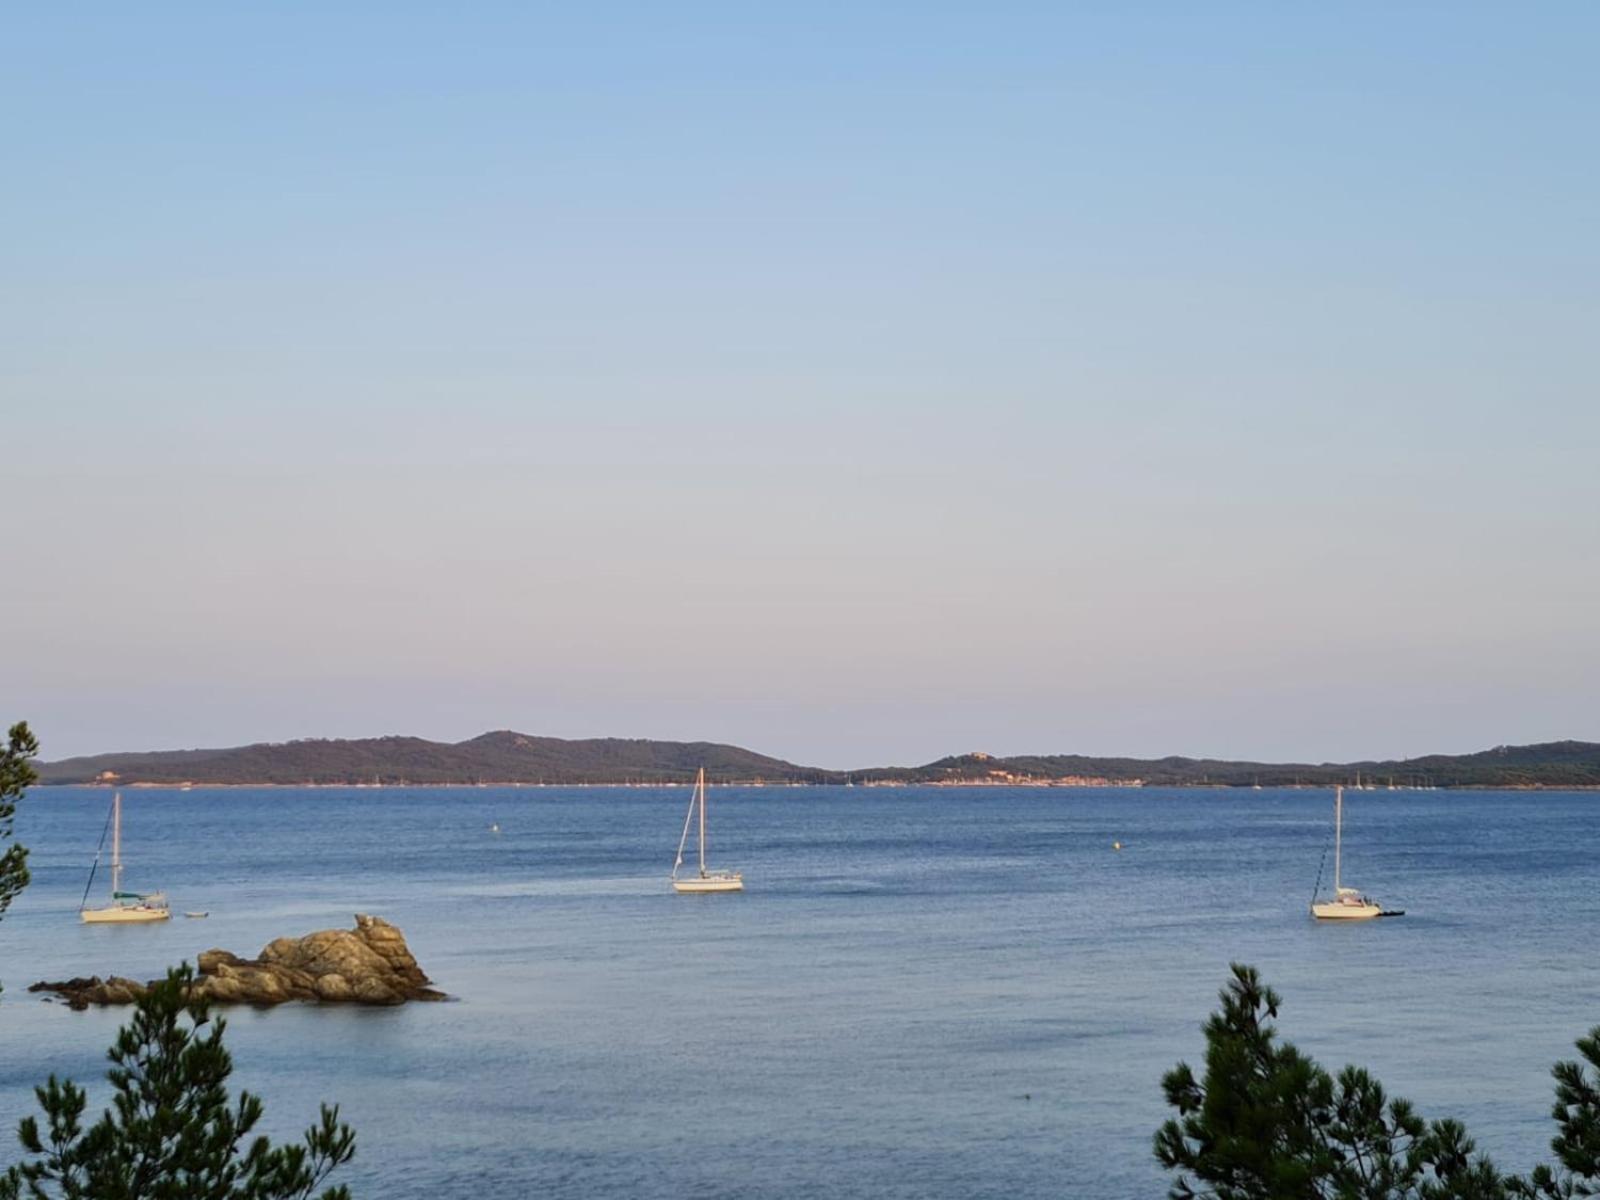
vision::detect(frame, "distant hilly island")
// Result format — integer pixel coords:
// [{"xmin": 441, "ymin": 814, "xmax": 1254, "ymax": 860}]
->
[{"xmin": 32, "ymin": 732, "xmax": 1600, "ymax": 789}]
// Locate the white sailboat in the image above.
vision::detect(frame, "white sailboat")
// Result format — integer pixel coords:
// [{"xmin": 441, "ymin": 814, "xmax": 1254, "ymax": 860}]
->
[
  {"xmin": 671, "ymin": 768, "xmax": 743, "ymax": 893},
  {"xmin": 80, "ymin": 792, "xmax": 169, "ymax": 923},
  {"xmin": 1310, "ymin": 785, "xmax": 1384, "ymax": 920}
]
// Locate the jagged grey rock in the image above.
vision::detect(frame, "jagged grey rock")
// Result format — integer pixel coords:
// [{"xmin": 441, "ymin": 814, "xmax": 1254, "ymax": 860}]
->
[{"xmin": 30, "ymin": 914, "xmax": 445, "ymax": 1009}]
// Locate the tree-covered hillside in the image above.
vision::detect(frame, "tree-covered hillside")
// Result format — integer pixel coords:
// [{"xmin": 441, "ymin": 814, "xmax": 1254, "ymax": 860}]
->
[
  {"xmin": 33, "ymin": 735, "xmax": 1600, "ymax": 788},
  {"xmin": 862, "ymin": 740, "xmax": 1600, "ymax": 788},
  {"xmin": 37, "ymin": 732, "xmax": 833, "ymax": 786}
]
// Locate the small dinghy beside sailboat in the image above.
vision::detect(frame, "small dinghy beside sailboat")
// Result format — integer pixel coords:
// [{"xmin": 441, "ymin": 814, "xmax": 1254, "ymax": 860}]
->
[
  {"xmin": 671, "ymin": 768, "xmax": 743, "ymax": 893},
  {"xmin": 80, "ymin": 791, "xmax": 169, "ymax": 923}
]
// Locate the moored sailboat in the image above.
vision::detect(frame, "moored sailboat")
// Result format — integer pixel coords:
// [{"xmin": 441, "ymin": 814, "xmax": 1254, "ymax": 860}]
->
[
  {"xmin": 671, "ymin": 768, "xmax": 743, "ymax": 893},
  {"xmin": 80, "ymin": 791, "xmax": 169, "ymax": 923},
  {"xmin": 1310, "ymin": 785, "xmax": 1391, "ymax": 920}
]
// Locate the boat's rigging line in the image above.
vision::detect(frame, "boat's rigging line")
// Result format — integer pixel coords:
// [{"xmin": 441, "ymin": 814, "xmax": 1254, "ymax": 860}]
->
[
  {"xmin": 78, "ymin": 802, "xmax": 115, "ymax": 912},
  {"xmin": 1309, "ymin": 842, "xmax": 1331, "ymax": 911},
  {"xmin": 673, "ymin": 785, "xmax": 696, "ymax": 877}
]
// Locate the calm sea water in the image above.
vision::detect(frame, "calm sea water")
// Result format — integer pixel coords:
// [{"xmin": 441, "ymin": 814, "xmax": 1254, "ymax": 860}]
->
[{"xmin": 0, "ymin": 786, "xmax": 1595, "ymax": 1197}]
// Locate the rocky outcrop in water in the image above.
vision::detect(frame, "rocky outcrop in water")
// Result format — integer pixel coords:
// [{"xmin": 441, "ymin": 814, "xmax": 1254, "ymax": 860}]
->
[{"xmin": 30, "ymin": 914, "xmax": 446, "ymax": 1009}]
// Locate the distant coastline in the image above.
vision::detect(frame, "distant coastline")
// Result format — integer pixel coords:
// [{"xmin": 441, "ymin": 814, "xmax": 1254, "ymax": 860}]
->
[
  {"xmin": 32, "ymin": 732, "xmax": 1600, "ymax": 790},
  {"xmin": 45, "ymin": 781, "xmax": 1600, "ymax": 792}
]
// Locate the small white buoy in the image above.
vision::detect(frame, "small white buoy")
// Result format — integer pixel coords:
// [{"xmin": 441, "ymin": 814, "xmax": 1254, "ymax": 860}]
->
[
  {"xmin": 489, "ymin": 823, "xmax": 501, "ymax": 834},
  {"xmin": 1112, "ymin": 841, "xmax": 1123, "ymax": 851}
]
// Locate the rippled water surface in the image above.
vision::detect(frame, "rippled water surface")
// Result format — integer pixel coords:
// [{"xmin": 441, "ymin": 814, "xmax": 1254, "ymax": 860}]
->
[{"xmin": 1, "ymin": 786, "xmax": 1596, "ymax": 1197}]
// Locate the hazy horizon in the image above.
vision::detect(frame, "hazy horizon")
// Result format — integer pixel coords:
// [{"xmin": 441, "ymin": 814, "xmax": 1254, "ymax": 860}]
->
[
  {"xmin": 9, "ymin": 4, "xmax": 1598, "ymax": 765},
  {"xmin": 32, "ymin": 724, "xmax": 1600, "ymax": 774}
]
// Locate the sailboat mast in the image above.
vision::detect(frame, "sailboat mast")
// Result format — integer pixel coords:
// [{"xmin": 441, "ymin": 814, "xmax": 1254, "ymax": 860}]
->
[
  {"xmin": 697, "ymin": 768, "xmax": 707, "ymax": 875},
  {"xmin": 111, "ymin": 791, "xmax": 123, "ymax": 898},
  {"xmin": 1333, "ymin": 785, "xmax": 1342, "ymax": 891}
]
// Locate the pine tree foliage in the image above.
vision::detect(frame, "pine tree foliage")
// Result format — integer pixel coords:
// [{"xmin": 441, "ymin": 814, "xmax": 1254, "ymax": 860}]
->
[
  {"xmin": 1155, "ymin": 964, "xmax": 1508, "ymax": 1200},
  {"xmin": 1511, "ymin": 1028, "xmax": 1600, "ymax": 1199},
  {"xmin": 0, "ymin": 965, "xmax": 356, "ymax": 1200},
  {"xmin": 0, "ymin": 721, "xmax": 39, "ymax": 995}
]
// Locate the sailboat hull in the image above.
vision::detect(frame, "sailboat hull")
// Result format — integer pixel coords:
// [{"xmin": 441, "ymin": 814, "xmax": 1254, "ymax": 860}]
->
[
  {"xmin": 81, "ymin": 905, "xmax": 170, "ymax": 924},
  {"xmin": 673, "ymin": 874, "xmax": 743, "ymax": 893},
  {"xmin": 1311, "ymin": 901, "xmax": 1381, "ymax": 920}
]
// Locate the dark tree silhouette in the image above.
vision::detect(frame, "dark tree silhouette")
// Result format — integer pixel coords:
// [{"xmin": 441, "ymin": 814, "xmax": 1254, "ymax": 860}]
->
[
  {"xmin": 1510, "ymin": 1027, "xmax": 1600, "ymax": 1199},
  {"xmin": 1156, "ymin": 963, "xmax": 1508, "ymax": 1199},
  {"xmin": 1, "ymin": 965, "xmax": 356, "ymax": 1200},
  {"xmin": 0, "ymin": 721, "xmax": 38, "ymax": 995}
]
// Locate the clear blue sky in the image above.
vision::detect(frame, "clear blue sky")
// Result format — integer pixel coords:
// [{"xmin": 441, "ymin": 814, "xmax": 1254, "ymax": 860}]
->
[{"xmin": 6, "ymin": 3, "xmax": 1597, "ymax": 766}]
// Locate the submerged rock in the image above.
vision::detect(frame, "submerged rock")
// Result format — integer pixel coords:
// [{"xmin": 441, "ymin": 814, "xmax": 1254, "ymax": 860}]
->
[{"xmin": 30, "ymin": 914, "xmax": 446, "ymax": 1010}]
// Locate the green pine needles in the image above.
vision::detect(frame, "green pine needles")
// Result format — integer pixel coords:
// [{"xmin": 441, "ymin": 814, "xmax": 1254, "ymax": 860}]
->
[
  {"xmin": 1157, "ymin": 964, "xmax": 1600, "ymax": 1200},
  {"xmin": 1, "ymin": 965, "xmax": 357, "ymax": 1200},
  {"xmin": 0, "ymin": 721, "xmax": 39, "ymax": 996},
  {"xmin": 1525, "ymin": 1027, "xmax": 1600, "ymax": 1200}
]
